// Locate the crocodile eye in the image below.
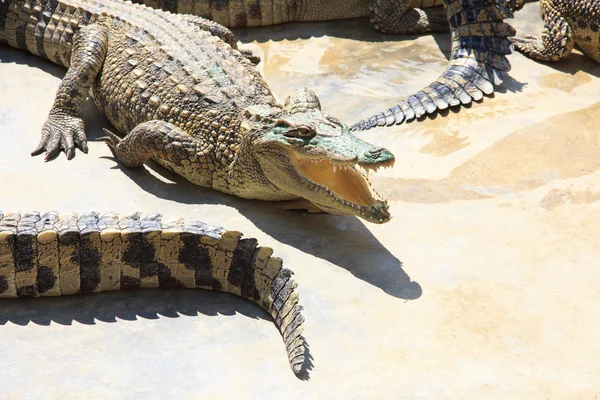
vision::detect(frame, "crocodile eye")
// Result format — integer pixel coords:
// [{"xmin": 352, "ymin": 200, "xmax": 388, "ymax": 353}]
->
[{"xmin": 284, "ymin": 125, "xmax": 316, "ymax": 140}]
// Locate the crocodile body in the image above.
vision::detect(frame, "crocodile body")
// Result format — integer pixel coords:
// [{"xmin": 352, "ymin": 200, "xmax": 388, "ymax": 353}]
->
[
  {"xmin": 0, "ymin": 210, "xmax": 305, "ymax": 373},
  {"xmin": 351, "ymin": 0, "xmax": 516, "ymax": 131},
  {"xmin": 512, "ymin": 0, "xmax": 600, "ymax": 63},
  {"xmin": 0, "ymin": 0, "xmax": 394, "ymax": 223},
  {"xmin": 130, "ymin": 0, "xmax": 451, "ymax": 34}
]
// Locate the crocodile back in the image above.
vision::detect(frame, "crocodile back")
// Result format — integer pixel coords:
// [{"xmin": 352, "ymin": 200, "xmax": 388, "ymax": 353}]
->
[{"xmin": 0, "ymin": 0, "xmax": 276, "ymax": 134}]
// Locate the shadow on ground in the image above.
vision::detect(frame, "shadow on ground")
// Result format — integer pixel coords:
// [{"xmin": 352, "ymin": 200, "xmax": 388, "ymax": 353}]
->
[
  {"xmin": 528, "ymin": 52, "xmax": 600, "ymax": 78},
  {"xmin": 100, "ymin": 156, "xmax": 423, "ymax": 301},
  {"xmin": 0, "ymin": 45, "xmax": 65, "ymax": 78},
  {"xmin": 0, "ymin": 288, "xmax": 315, "ymax": 378},
  {"xmin": 233, "ymin": 18, "xmax": 449, "ymax": 45}
]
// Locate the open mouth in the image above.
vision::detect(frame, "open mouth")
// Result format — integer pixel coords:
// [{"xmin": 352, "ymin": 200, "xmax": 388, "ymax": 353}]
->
[{"xmin": 291, "ymin": 154, "xmax": 394, "ymax": 223}]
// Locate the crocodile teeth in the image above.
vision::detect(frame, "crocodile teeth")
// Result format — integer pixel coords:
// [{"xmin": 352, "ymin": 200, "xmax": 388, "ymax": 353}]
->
[{"xmin": 333, "ymin": 165, "xmax": 337, "ymax": 173}]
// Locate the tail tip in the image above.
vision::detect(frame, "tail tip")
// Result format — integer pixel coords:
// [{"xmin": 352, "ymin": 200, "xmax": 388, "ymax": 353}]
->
[{"xmin": 291, "ymin": 353, "xmax": 306, "ymax": 375}]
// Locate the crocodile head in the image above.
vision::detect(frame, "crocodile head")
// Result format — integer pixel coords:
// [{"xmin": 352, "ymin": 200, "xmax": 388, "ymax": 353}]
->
[{"xmin": 233, "ymin": 88, "xmax": 394, "ymax": 224}]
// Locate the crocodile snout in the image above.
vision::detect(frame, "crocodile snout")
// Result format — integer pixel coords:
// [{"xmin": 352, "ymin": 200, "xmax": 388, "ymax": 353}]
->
[{"xmin": 362, "ymin": 146, "xmax": 394, "ymax": 165}]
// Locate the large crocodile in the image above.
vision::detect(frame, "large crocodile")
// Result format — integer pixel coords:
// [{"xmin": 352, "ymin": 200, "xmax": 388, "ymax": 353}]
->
[
  {"xmin": 0, "ymin": 210, "xmax": 306, "ymax": 373},
  {"xmin": 131, "ymin": 0, "xmax": 451, "ymax": 34},
  {"xmin": 511, "ymin": 0, "xmax": 600, "ymax": 63},
  {"xmin": 0, "ymin": 0, "xmax": 394, "ymax": 223},
  {"xmin": 351, "ymin": 0, "xmax": 517, "ymax": 131}
]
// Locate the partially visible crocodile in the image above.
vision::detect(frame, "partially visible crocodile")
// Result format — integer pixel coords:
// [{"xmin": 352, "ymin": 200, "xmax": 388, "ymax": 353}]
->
[
  {"xmin": 0, "ymin": 210, "xmax": 305, "ymax": 373},
  {"xmin": 132, "ymin": 0, "xmax": 452, "ymax": 34},
  {"xmin": 511, "ymin": 0, "xmax": 600, "ymax": 63},
  {"xmin": 0, "ymin": 0, "xmax": 395, "ymax": 224},
  {"xmin": 127, "ymin": 0, "xmax": 522, "ymax": 132},
  {"xmin": 351, "ymin": 0, "xmax": 517, "ymax": 131}
]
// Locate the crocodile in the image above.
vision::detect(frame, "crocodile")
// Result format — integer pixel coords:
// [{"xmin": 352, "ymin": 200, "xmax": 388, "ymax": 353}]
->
[
  {"xmin": 0, "ymin": 210, "xmax": 306, "ymax": 373},
  {"xmin": 130, "ymin": 0, "xmax": 452, "ymax": 34},
  {"xmin": 0, "ymin": 0, "xmax": 395, "ymax": 223},
  {"xmin": 351, "ymin": 0, "xmax": 517, "ymax": 131},
  {"xmin": 511, "ymin": 0, "xmax": 600, "ymax": 63}
]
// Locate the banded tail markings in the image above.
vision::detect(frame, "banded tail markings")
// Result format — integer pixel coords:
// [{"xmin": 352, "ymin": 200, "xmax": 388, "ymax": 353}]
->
[
  {"xmin": 0, "ymin": 212, "xmax": 19, "ymax": 298},
  {"xmin": 157, "ymin": 216, "xmax": 184, "ymax": 288},
  {"xmin": 35, "ymin": 211, "xmax": 60, "ymax": 296},
  {"xmin": 78, "ymin": 212, "xmax": 102, "ymax": 293},
  {"xmin": 140, "ymin": 213, "xmax": 162, "ymax": 289},
  {"xmin": 58, "ymin": 212, "xmax": 80, "ymax": 295},
  {"xmin": 119, "ymin": 212, "xmax": 142, "ymax": 289},
  {"xmin": 0, "ymin": 210, "xmax": 306, "ymax": 375},
  {"xmin": 98, "ymin": 213, "xmax": 123, "ymax": 291},
  {"xmin": 15, "ymin": 212, "xmax": 41, "ymax": 297}
]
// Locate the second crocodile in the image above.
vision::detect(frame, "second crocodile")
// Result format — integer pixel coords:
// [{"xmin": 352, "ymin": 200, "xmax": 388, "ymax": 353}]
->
[{"xmin": 131, "ymin": 0, "xmax": 451, "ymax": 34}]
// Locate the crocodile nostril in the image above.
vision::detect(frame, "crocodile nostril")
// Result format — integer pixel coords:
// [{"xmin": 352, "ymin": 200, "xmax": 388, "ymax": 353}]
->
[{"xmin": 366, "ymin": 147, "xmax": 386, "ymax": 158}]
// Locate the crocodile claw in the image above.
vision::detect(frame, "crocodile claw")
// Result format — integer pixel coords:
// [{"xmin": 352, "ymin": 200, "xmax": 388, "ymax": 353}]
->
[
  {"xmin": 98, "ymin": 128, "xmax": 122, "ymax": 150},
  {"xmin": 239, "ymin": 48, "xmax": 261, "ymax": 65},
  {"xmin": 31, "ymin": 112, "xmax": 88, "ymax": 161}
]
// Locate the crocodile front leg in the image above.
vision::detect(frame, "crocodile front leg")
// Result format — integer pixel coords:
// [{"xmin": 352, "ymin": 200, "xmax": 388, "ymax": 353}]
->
[
  {"xmin": 511, "ymin": 2, "xmax": 575, "ymax": 62},
  {"xmin": 370, "ymin": 0, "xmax": 449, "ymax": 34},
  {"xmin": 100, "ymin": 120, "xmax": 213, "ymax": 188},
  {"xmin": 31, "ymin": 24, "xmax": 108, "ymax": 161}
]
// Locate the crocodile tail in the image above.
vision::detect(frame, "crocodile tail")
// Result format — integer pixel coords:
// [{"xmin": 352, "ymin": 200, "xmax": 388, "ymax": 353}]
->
[
  {"xmin": 351, "ymin": 0, "xmax": 515, "ymax": 131},
  {"xmin": 0, "ymin": 211, "xmax": 305, "ymax": 375}
]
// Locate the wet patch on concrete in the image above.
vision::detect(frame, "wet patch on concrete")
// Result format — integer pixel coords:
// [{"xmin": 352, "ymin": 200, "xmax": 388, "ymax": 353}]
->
[
  {"xmin": 540, "ymin": 188, "xmax": 600, "ymax": 210},
  {"xmin": 372, "ymin": 101, "xmax": 600, "ymax": 203},
  {"xmin": 539, "ymin": 71, "xmax": 592, "ymax": 92}
]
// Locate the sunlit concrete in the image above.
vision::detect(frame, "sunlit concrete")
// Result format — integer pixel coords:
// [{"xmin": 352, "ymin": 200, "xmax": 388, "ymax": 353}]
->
[{"xmin": 1, "ymin": 2, "xmax": 599, "ymax": 398}]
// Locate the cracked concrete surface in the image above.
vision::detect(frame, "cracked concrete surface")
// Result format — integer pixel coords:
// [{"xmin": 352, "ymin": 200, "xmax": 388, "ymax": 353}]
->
[{"xmin": 1, "ymin": 2, "xmax": 600, "ymax": 398}]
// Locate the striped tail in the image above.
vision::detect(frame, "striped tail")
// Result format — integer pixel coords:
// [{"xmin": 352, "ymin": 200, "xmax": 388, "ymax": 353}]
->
[
  {"xmin": 0, "ymin": 211, "xmax": 306, "ymax": 375},
  {"xmin": 351, "ymin": 0, "xmax": 515, "ymax": 131}
]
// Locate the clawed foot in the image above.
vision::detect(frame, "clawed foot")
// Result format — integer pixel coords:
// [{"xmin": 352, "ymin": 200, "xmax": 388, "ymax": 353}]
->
[
  {"xmin": 31, "ymin": 112, "xmax": 88, "ymax": 161},
  {"xmin": 239, "ymin": 48, "xmax": 261, "ymax": 65}
]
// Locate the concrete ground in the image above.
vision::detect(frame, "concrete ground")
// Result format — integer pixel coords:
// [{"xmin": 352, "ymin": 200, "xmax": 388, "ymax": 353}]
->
[{"xmin": 1, "ymin": 2, "xmax": 600, "ymax": 398}]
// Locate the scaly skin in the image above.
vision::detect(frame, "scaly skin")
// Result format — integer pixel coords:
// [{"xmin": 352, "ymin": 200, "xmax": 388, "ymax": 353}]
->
[
  {"xmin": 131, "ymin": 0, "xmax": 370, "ymax": 26},
  {"xmin": 511, "ymin": 0, "xmax": 600, "ymax": 63},
  {"xmin": 351, "ymin": 0, "xmax": 516, "ymax": 131},
  {"xmin": 130, "ymin": 0, "xmax": 450, "ymax": 34},
  {"xmin": 0, "ymin": 210, "xmax": 305, "ymax": 373},
  {"xmin": 127, "ymin": 0, "xmax": 527, "ymax": 35},
  {"xmin": 369, "ymin": 0, "xmax": 448, "ymax": 34},
  {"xmin": 0, "ymin": 0, "xmax": 395, "ymax": 224}
]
